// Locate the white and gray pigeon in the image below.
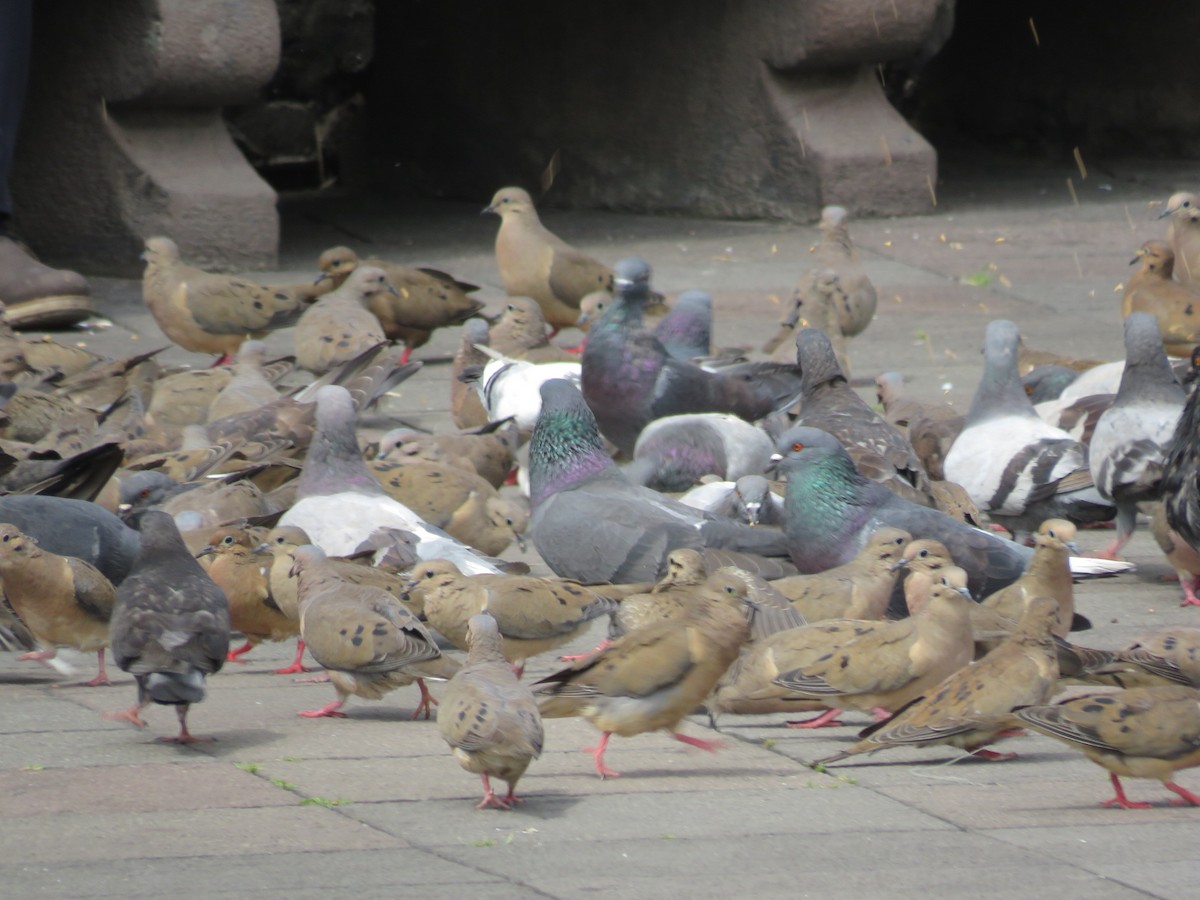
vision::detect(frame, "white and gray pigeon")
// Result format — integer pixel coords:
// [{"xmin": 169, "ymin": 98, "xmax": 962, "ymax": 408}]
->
[
  {"xmin": 528, "ymin": 378, "xmax": 792, "ymax": 584},
  {"xmin": 1089, "ymin": 312, "xmax": 1186, "ymax": 558},
  {"xmin": 278, "ymin": 385, "xmax": 507, "ymax": 575},
  {"xmin": 625, "ymin": 413, "xmax": 774, "ymax": 492},
  {"xmin": 463, "ymin": 346, "xmax": 581, "ymax": 433},
  {"xmin": 944, "ymin": 320, "xmax": 1115, "ymax": 540}
]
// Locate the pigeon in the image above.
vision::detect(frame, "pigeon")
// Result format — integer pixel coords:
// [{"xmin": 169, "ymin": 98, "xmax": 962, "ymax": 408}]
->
[
  {"xmin": 625, "ymin": 413, "xmax": 774, "ymax": 492},
  {"xmin": 1160, "ymin": 191, "xmax": 1200, "ymax": 284},
  {"xmin": 451, "ymin": 318, "xmax": 492, "ymax": 430},
  {"xmin": 773, "ymin": 427, "xmax": 1130, "ymax": 601},
  {"xmin": 0, "ymin": 495, "xmax": 140, "ymax": 584},
  {"xmin": 1160, "ymin": 345, "xmax": 1200, "ymax": 554},
  {"xmin": 529, "ymin": 379, "xmax": 790, "ymax": 585},
  {"xmin": 1088, "ymin": 312, "xmax": 1186, "ymax": 558},
  {"xmin": 1014, "ymin": 685, "xmax": 1200, "ymax": 809},
  {"xmin": 206, "ymin": 340, "xmax": 282, "ymax": 422},
  {"xmin": 141, "ymin": 236, "xmax": 320, "ymax": 364},
  {"xmin": 104, "ymin": 511, "xmax": 230, "ymax": 743},
  {"xmin": 0, "ymin": 524, "xmax": 116, "ymax": 686},
  {"xmin": 464, "ymin": 348, "xmax": 581, "ymax": 434},
  {"xmin": 943, "ymin": 320, "xmax": 1115, "ymax": 540},
  {"xmin": 484, "ymin": 186, "xmax": 613, "ymax": 335},
  {"xmin": 1021, "ymin": 365, "xmax": 1082, "ymax": 403},
  {"xmin": 581, "ymin": 257, "xmax": 802, "ymax": 455},
  {"xmin": 292, "ymin": 266, "xmax": 393, "ymax": 374},
  {"xmin": 437, "ymin": 613, "xmax": 545, "ymax": 810},
  {"xmin": 534, "ymin": 569, "xmax": 753, "ymax": 778},
  {"xmin": 654, "ymin": 290, "xmax": 713, "ymax": 360},
  {"xmin": 1122, "ymin": 241, "xmax": 1200, "ymax": 357},
  {"xmin": 677, "ymin": 474, "xmax": 784, "ymax": 527},
  {"xmin": 488, "ymin": 296, "xmax": 575, "ymax": 363},
  {"xmin": 788, "ymin": 328, "xmax": 931, "ymax": 500},
  {"xmin": 316, "ymin": 246, "xmax": 483, "ymax": 362}
]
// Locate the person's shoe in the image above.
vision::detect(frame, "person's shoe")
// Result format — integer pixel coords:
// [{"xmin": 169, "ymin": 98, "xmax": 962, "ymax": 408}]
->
[{"xmin": 0, "ymin": 236, "xmax": 93, "ymax": 329}]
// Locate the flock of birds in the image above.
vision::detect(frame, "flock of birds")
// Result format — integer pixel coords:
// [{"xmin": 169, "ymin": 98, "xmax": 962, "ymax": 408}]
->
[{"xmin": 5, "ymin": 187, "xmax": 1200, "ymax": 812}]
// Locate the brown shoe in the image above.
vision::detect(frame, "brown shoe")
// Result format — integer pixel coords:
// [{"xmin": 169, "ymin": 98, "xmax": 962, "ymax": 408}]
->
[{"xmin": 0, "ymin": 236, "xmax": 94, "ymax": 329}]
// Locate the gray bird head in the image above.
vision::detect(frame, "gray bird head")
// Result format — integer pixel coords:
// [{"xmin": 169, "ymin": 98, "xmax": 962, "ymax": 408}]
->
[
  {"xmin": 612, "ymin": 257, "xmax": 652, "ymax": 291},
  {"xmin": 770, "ymin": 425, "xmax": 846, "ymax": 465}
]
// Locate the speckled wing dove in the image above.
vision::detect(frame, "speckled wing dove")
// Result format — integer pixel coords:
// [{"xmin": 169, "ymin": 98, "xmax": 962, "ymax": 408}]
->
[
  {"xmin": 200, "ymin": 541, "xmax": 296, "ymax": 665},
  {"xmin": 1161, "ymin": 191, "xmax": 1200, "ymax": 284},
  {"xmin": 293, "ymin": 266, "xmax": 393, "ymax": 374},
  {"xmin": 104, "ymin": 511, "xmax": 230, "ymax": 743},
  {"xmin": 317, "ymin": 246, "xmax": 483, "ymax": 362},
  {"xmin": 1122, "ymin": 241, "xmax": 1200, "ymax": 357},
  {"xmin": 141, "ymin": 236, "xmax": 319, "ymax": 363},
  {"xmin": 534, "ymin": 569, "xmax": 753, "ymax": 778},
  {"xmin": 206, "ymin": 340, "xmax": 284, "ymax": 421},
  {"xmin": 816, "ymin": 596, "xmax": 1060, "ymax": 765},
  {"xmin": 608, "ymin": 548, "xmax": 709, "ymax": 639},
  {"xmin": 488, "ymin": 296, "xmax": 575, "ymax": 362},
  {"xmin": 377, "ymin": 423, "xmax": 518, "ymax": 489},
  {"xmin": 810, "ymin": 205, "xmax": 877, "ymax": 337},
  {"xmin": 0, "ymin": 524, "xmax": 116, "ymax": 686},
  {"xmin": 484, "ymin": 186, "xmax": 613, "ymax": 334},
  {"xmin": 980, "ymin": 519, "xmax": 1079, "ymax": 639},
  {"xmin": 1015, "ymin": 685, "xmax": 1200, "ymax": 808},
  {"xmin": 767, "ymin": 269, "xmax": 851, "ymax": 372},
  {"xmin": 291, "ymin": 544, "xmax": 459, "ymax": 720},
  {"xmin": 437, "ymin": 613, "xmax": 545, "ymax": 810}
]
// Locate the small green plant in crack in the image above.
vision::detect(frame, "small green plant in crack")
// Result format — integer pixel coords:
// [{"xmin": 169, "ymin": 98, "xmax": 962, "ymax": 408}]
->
[
  {"xmin": 270, "ymin": 777, "xmax": 297, "ymax": 791},
  {"xmin": 235, "ymin": 762, "xmax": 261, "ymax": 774},
  {"xmin": 299, "ymin": 796, "xmax": 350, "ymax": 808}
]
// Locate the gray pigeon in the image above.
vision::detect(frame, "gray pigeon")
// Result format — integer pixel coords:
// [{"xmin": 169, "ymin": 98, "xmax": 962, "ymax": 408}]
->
[
  {"xmin": 791, "ymin": 327, "xmax": 931, "ymax": 503},
  {"xmin": 580, "ymin": 257, "xmax": 802, "ymax": 455},
  {"xmin": 943, "ymin": 320, "xmax": 1115, "ymax": 541},
  {"xmin": 529, "ymin": 378, "xmax": 792, "ymax": 584},
  {"xmin": 625, "ymin": 413, "xmax": 774, "ymax": 492},
  {"xmin": 0, "ymin": 495, "xmax": 139, "ymax": 584},
  {"xmin": 653, "ymin": 290, "xmax": 712, "ymax": 360},
  {"xmin": 1089, "ymin": 312, "xmax": 1186, "ymax": 558},
  {"xmin": 105, "ymin": 510, "xmax": 230, "ymax": 743},
  {"xmin": 679, "ymin": 474, "xmax": 784, "ymax": 527}
]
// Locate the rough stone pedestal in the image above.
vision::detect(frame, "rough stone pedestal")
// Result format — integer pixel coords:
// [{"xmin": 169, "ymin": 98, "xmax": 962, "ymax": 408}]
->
[
  {"xmin": 13, "ymin": 0, "xmax": 281, "ymax": 274},
  {"xmin": 374, "ymin": 0, "xmax": 944, "ymax": 220}
]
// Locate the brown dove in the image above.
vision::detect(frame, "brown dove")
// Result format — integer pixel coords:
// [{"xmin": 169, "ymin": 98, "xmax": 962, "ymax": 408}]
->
[
  {"xmin": 405, "ymin": 559, "xmax": 617, "ymax": 672},
  {"xmin": 1151, "ymin": 503, "xmax": 1200, "ymax": 606},
  {"xmin": 316, "ymin": 246, "xmax": 483, "ymax": 363},
  {"xmin": 378, "ymin": 424, "xmax": 518, "ymax": 490},
  {"xmin": 489, "ymin": 296, "xmax": 576, "ymax": 362},
  {"xmin": 816, "ymin": 596, "xmax": 1061, "ymax": 765},
  {"xmin": 484, "ymin": 186, "xmax": 613, "ymax": 335},
  {"xmin": 451, "ymin": 319, "xmax": 491, "ymax": 430},
  {"xmin": 291, "ymin": 544, "xmax": 459, "ymax": 720},
  {"xmin": 1122, "ymin": 240, "xmax": 1200, "ymax": 357},
  {"xmin": 293, "ymin": 266, "xmax": 393, "ymax": 373},
  {"xmin": 767, "ymin": 581, "xmax": 974, "ymax": 730},
  {"xmin": 141, "ymin": 236, "xmax": 321, "ymax": 363},
  {"xmin": 200, "ymin": 541, "xmax": 296, "ymax": 665},
  {"xmin": 980, "ymin": 519, "xmax": 1076, "ymax": 639},
  {"xmin": 0, "ymin": 524, "xmax": 116, "ymax": 685},
  {"xmin": 608, "ymin": 548, "xmax": 709, "ymax": 639},
  {"xmin": 770, "ymin": 527, "xmax": 911, "ymax": 622},
  {"xmin": 437, "ymin": 613, "xmax": 545, "ymax": 810},
  {"xmin": 765, "ymin": 268, "xmax": 850, "ymax": 372},
  {"xmin": 811, "ymin": 205, "xmax": 876, "ymax": 337},
  {"xmin": 1014, "ymin": 685, "xmax": 1200, "ymax": 808},
  {"xmin": 206, "ymin": 340, "xmax": 282, "ymax": 421},
  {"xmin": 534, "ymin": 569, "xmax": 754, "ymax": 778},
  {"xmin": 1161, "ymin": 191, "xmax": 1200, "ymax": 283}
]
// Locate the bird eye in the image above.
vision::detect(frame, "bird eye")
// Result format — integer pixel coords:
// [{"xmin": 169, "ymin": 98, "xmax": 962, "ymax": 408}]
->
[
  {"xmin": 1, "ymin": 533, "xmax": 8, "ymax": 542},
  {"xmin": 222, "ymin": 535, "xmax": 235, "ymax": 546},
  {"xmin": 139, "ymin": 488, "xmax": 151, "ymax": 498},
  {"xmin": 918, "ymin": 548, "xmax": 929, "ymax": 558},
  {"xmin": 791, "ymin": 441, "xmax": 805, "ymax": 451}
]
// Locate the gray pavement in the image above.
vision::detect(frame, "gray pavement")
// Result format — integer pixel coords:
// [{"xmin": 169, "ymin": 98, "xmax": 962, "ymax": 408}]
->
[{"xmin": 4, "ymin": 154, "xmax": 1200, "ymax": 898}]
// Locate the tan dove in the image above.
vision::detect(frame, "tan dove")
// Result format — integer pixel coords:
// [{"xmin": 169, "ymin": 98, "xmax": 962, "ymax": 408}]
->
[
  {"xmin": 1161, "ymin": 191, "xmax": 1200, "ymax": 284},
  {"xmin": 293, "ymin": 266, "xmax": 393, "ymax": 373},
  {"xmin": 897, "ymin": 546, "xmax": 1016, "ymax": 653},
  {"xmin": 484, "ymin": 186, "xmax": 613, "ymax": 335},
  {"xmin": 812, "ymin": 206, "xmax": 876, "ymax": 337},
  {"xmin": 0, "ymin": 524, "xmax": 116, "ymax": 685},
  {"xmin": 206, "ymin": 340, "xmax": 282, "ymax": 421},
  {"xmin": 488, "ymin": 296, "xmax": 576, "ymax": 362},
  {"xmin": 1121, "ymin": 241, "xmax": 1200, "ymax": 356},
  {"xmin": 765, "ymin": 581, "xmax": 974, "ymax": 730},
  {"xmin": 437, "ymin": 613, "xmax": 545, "ymax": 810},
  {"xmin": 980, "ymin": 519, "xmax": 1077, "ymax": 638},
  {"xmin": 816, "ymin": 596, "xmax": 1061, "ymax": 765},
  {"xmin": 770, "ymin": 528, "xmax": 911, "ymax": 622},
  {"xmin": 291, "ymin": 544, "xmax": 459, "ymax": 720},
  {"xmin": 1151, "ymin": 502, "xmax": 1200, "ymax": 607},
  {"xmin": 609, "ymin": 548, "xmax": 709, "ymax": 638},
  {"xmin": 377, "ymin": 424, "xmax": 518, "ymax": 490},
  {"xmin": 1015, "ymin": 685, "xmax": 1200, "ymax": 808},
  {"xmin": 534, "ymin": 569, "xmax": 754, "ymax": 778},
  {"xmin": 405, "ymin": 559, "xmax": 617, "ymax": 672},
  {"xmin": 200, "ymin": 541, "xmax": 296, "ymax": 665},
  {"xmin": 765, "ymin": 268, "xmax": 850, "ymax": 372},
  {"xmin": 316, "ymin": 246, "xmax": 484, "ymax": 363},
  {"xmin": 451, "ymin": 319, "xmax": 491, "ymax": 430},
  {"xmin": 141, "ymin": 236, "xmax": 322, "ymax": 363}
]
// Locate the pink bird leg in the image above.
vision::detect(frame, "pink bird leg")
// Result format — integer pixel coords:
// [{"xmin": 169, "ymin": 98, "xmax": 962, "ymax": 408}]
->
[
  {"xmin": 1102, "ymin": 773, "xmax": 1152, "ymax": 809},
  {"xmin": 786, "ymin": 708, "xmax": 846, "ymax": 729},
  {"xmin": 274, "ymin": 639, "xmax": 313, "ymax": 675},
  {"xmin": 583, "ymin": 732, "xmax": 622, "ymax": 779}
]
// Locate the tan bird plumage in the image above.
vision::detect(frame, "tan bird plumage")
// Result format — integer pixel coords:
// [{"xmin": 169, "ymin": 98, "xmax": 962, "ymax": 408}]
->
[
  {"xmin": 1161, "ymin": 191, "xmax": 1200, "ymax": 284},
  {"xmin": 201, "ymin": 542, "xmax": 296, "ymax": 665},
  {"xmin": 1151, "ymin": 502, "xmax": 1200, "ymax": 607},
  {"xmin": 293, "ymin": 266, "xmax": 392, "ymax": 374},
  {"xmin": 980, "ymin": 519, "xmax": 1076, "ymax": 639},
  {"xmin": 488, "ymin": 296, "xmax": 576, "ymax": 362},
  {"xmin": 1121, "ymin": 240, "xmax": 1200, "ymax": 357}
]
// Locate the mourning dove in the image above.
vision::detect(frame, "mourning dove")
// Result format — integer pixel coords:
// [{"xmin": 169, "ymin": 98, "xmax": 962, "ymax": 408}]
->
[
  {"xmin": 104, "ymin": 511, "xmax": 230, "ymax": 743},
  {"xmin": 766, "ymin": 269, "xmax": 851, "ymax": 372},
  {"xmin": 437, "ymin": 613, "xmax": 545, "ymax": 809},
  {"xmin": 117, "ymin": 469, "xmax": 272, "ymax": 530},
  {"xmin": 1151, "ymin": 503, "xmax": 1200, "ymax": 607},
  {"xmin": 897, "ymin": 543, "xmax": 1015, "ymax": 652},
  {"xmin": 406, "ymin": 559, "xmax": 617, "ymax": 671},
  {"xmin": 534, "ymin": 569, "xmax": 754, "ymax": 778},
  {"xmin": 293, "ymin": 267, "xmax": 393, "ymax": 373},
  {"xmin": 1015, "ymin": 685, "xmax": 1200, "ymax": 808},
  {"xmin": 451, "ymin": 319, "xmax": 492, "ymax": 430},
  {"xmin": 1122, "ymin": 241, "xmax": 1200, "ymax": 356},
  {"xmin": 316, "ymin": 246, "xmax": 484, "ymax": 363},
  {"xmin": 609, "ymin": 548, "xmax": 709, "ymax": 639},
  {"xmin": 816, "ymin": 596, "xmax": 1060, "ymax": 765},
  {"xmin": 377, "ymin": 422, "xmax": 518, "ymax": 489},
  {"xmin": 1089, "ymin": 627, "xmax": 1200, "ymax": 689},
  {"xmin": 50, "ymin": 347, "xmax": 165, "ymax": 413},
  {"xmin": 291, "ymin": 544, "xmax": 459, "ymax": 719},
  {"xmin": 200, "ymin": 541, "xmax": 296, "ymax": 665},
  {"xmin": 980, "ymin": 519, "xmax": 1077, "ymax": 639},
  {"xmin": 0, "ymin": 524, "xmax": 116, "ymax": 686},
  {"xmin": 769, "ymin": 527, "xmax": 911, "ymax": 622},
  {"xmin": 812, "ymin": 206, "xmax": 876, "ymax": 337},
  {"xmin": 488, "ymin": 296, "xmax": 576, "ymax": 362},
  {"xmin": 485, "ymin": 186, "xmax": 613, "ymax": 335},
  {"xmin": 206, "ymin": 340, "xmax": 283, "ymax": 421},
  {"xmin": 1160, "ymin": 191, "xmax": 1200, "ymax": 284},
  {"xmin": 765, "ymin": 581, "xmax": 974, "ymax": 729},
  {"xmin": 141, "ymin": 236, "xmax": 321, "ymax": 363}
]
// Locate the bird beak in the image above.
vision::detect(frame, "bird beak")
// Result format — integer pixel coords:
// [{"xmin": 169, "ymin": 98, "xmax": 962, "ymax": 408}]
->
[
  {"xmin": 139, "ymin": 251, "xmax": 149, "ymax": 263},
  {"xmin": 1129, "ymin": 254, "xmax": 1141, "ymax": 266},
  {"xmin": 953, "ymin": 585, "xmax": 974, "ymax": 600},
  {"xmin": 889, "ymin": 559, "xmax": 910, "ymax": 572},
  {"xmin": 1066, "ymin": 540, "xmax": 1081, "ymax": 554},
  {"xmin": 195, "ymin": 545, "xmax": 215, "ymax": 558},
  {"xmin": 252, "ymin": 542, "xmax": 270, "ymax": 555},
  {"xmin": 742, "ymin": 502, "xmax": 761, "ymax": 526},
  {"xmin": 769, "ymin": 453, "xmax": 783, "ymax": 463},
  {"xmin": 313, "ymin": 272, "xmax": 330, "ymax": 285},
  {"xmin": 1158, "ymin": 207, "xmax": 1173, "ymax": 219},
  {"xmin": 385, "ymin": 281, "xmax": 400, "ymax": 297},
  {"xmin": 117, "ymin": 502, "xmax": 132, "ymax": 513},
  {"xmin": 575, "ymin": 311, "xmax": 591, "ymax": 329},
  {"xmin": 515, "ymin": 532, "xmax": 527, "ymax": 552},
  {"xmin": 613, "ymin": 276, "xmax": 635, "ymax": 288},
  {"xmin": 482, "ymin": 202, "xmax": 497, "ymax": 215}
]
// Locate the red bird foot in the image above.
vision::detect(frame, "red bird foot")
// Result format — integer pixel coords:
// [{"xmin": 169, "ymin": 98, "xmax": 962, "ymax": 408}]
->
[
  {"xmin": 559, "ymin": 640, "xmax": 612, "ymax": 662},
  {"xmin": 275, "ymin": 641, "xmax": 313, "ymax": 675},
  {"xmin": 785, "ymin": 708, "xmax": 846, "ymax": 729},
  {"xmin": 584, "ymin": 732, "xmax": 621, "ymax": 779},
  {"xmin": 1103, "ymin": 775, "xmax": 1152, "ymax": 808},
  {"xmin": 411, "ymin": 679, "xmax": 438, "ymax": 720},
  {"xmin": 298, "ymin": 700, "xmax": 347, "ymax": 718},
  {"xmin": 103, "ymin": 705, "xmax": 148, "ymax": 729},
  {"xmin": 226, "ymin": 640, "xmax": 255, "ymax": 664},
  {"xmin": 210, "ymin": 353, "xmax": 235, "ymax": 367},
  {"xmin": 1180, "ymin": 580, "xmax": 1200, "ymax": 607},
  {"xmin": 1166, "ymin": 781, "xmax": 1200, "ymax": 806},
  {"xmin": 475, "ymin": 775, "xmax": 524, "ymax": 810},
  {"xmin": 970, "ymin": 748, "xmax": 1018, "ymax": 762},
  {"xmin": 672, "ymin": 732, "xmax": 725, "ymax": 753}
]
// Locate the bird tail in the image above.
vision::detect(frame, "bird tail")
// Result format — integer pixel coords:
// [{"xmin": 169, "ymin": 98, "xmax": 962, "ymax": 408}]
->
[{"xmin": 142, "ymin": 668, "xmax": 206, "ymax": 705}]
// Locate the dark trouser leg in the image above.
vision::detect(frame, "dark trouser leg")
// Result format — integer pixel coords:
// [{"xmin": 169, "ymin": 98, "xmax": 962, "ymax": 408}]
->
[{"xmin": 0, "ymin": 0, "xmax": 33, "ymax": 224}]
